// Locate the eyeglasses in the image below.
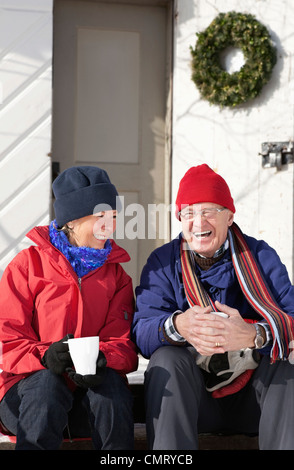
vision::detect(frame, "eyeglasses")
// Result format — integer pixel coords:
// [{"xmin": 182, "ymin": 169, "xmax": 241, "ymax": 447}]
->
[{"xmin": 180, "ymin": 207, "xmax": 227, "ymax": 221}]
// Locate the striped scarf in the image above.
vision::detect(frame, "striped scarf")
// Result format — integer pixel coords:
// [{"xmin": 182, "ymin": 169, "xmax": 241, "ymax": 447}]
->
[{"xmin": 181, "ymin": 222, "xmax": 294, "ymax": 362}]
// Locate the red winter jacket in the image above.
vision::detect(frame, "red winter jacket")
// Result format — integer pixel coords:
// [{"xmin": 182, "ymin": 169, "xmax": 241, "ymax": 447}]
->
[{"xmin": 0, "ymin": 226, "xmax": 138, "ymax": 402}]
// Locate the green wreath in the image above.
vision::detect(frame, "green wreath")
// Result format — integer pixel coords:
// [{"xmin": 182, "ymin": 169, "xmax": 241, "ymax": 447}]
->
[{"xmin": 190, "ymin": 11, "xmax": 277, "ymax": 107}]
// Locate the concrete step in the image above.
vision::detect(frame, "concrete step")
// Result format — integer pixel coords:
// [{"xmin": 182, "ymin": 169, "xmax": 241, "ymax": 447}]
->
[
  {"xmin": 0, "ymin": 426, "xmax": 259, "ymax": 450},
  {"xmin": 132, "ymin": 425, "xmax": 259, "ymax": 450}
]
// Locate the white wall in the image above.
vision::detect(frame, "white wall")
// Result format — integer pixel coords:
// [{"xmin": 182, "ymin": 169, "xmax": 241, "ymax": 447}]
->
[
  {"xmin": 172, "ymin": 0, "xmax": 294, "ymax": 280},
  {"xmin": 0, "ymin": 1, "xmax": 53, "ymax": 276}
]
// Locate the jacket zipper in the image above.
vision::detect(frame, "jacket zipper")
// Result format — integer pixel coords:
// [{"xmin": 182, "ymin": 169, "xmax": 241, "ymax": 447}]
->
[{"xmin": 78, "ymin": 277, "xmax": 82, "ymax": 290}]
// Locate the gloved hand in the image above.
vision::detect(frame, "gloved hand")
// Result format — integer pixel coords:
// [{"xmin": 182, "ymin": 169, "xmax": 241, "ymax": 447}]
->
[
  {"xmin": 66, "ymin": 351, "xmax": 107, "ymax": 389},
  {"xmin": 41, "ymin": 334, "xmax": 74, "ymax": 375}
]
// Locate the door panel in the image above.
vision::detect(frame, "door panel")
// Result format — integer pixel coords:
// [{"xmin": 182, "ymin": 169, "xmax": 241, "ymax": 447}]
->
[{"xmin": 76, "ymin": 27, "xmax": 140, "ymax": 164}]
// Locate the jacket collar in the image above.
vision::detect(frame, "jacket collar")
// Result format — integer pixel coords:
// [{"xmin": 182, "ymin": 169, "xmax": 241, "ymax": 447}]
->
[{"xmin": 26, "ymin": 225, "xmax": 131, "ymax": 264}]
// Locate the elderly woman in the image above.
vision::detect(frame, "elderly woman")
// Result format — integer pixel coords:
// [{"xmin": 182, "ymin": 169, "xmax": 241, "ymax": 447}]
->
[
  {"xmin": 0, "ymin": 166, "xmax": 138, "ymax": 450},
  {"xmin": 133, "ymin": 164, "xmax": 294, "ymax": 450}
]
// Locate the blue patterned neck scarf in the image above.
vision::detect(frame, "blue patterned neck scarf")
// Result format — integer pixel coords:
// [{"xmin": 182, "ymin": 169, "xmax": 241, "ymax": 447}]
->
[{"xmin": 49, "ymin": 220, "xmax": 112, "ymax": 278}]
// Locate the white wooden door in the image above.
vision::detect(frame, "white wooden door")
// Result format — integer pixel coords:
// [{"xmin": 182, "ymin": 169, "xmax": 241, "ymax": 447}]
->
[{"xmin": 52, "ymin": 0, "xmax": 172, "ymax": 285}]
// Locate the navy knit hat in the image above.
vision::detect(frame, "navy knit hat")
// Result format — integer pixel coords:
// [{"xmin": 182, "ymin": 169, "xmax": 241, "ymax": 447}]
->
[{"xmin": 53, "ymin": 166, "xmax": 121, "ymax": 227}]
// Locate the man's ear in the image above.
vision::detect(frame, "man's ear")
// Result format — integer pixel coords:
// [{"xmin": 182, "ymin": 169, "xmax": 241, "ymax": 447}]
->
[{"xmin": 227, "ymin": 211, "xmax": 234, "ymax": 227}]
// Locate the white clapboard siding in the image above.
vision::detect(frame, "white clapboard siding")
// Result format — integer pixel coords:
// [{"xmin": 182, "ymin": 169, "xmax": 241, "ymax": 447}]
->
[{"xmin": 0, "ymin": 0, "xmax": 53, "ymax": 276}]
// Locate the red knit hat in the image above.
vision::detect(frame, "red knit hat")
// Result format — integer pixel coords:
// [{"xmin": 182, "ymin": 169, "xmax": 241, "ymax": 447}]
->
[{"xmin": 175, "ymin": 164, "xmax": 235, "ymax": 219}]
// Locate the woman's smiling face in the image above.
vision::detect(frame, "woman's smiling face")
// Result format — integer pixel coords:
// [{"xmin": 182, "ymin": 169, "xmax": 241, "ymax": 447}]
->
[
  {"xmin": 67, "ymin": 211, "xmax": 117, "ymax": 249},
  {"xmin": 180, "ymin": 203, "xmax": 234, "ymax": 257}
]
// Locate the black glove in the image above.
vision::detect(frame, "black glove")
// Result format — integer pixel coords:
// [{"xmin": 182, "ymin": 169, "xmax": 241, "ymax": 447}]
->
[
  {"xmin": 41, "ymin": 334, "xmax": 74, "ymax": 375},
  {"xmin": 66, "ymin": 351, "xmax": 107, "ymax": 389}
]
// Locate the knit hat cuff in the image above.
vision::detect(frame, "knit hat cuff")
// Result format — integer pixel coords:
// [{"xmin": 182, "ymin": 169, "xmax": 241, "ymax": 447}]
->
[{"xmin": 177, "ymin": 186, "xmax": 235, "ymax": 213}]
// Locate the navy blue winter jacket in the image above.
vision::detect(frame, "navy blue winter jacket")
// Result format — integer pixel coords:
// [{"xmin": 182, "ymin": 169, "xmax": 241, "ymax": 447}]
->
[{"xmin": 133, "ymin": 232, "xmax": 294, "ymax": 358}]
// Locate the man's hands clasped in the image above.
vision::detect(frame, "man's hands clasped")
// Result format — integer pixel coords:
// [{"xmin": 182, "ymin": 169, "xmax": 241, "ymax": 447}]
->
[{"xmin": 174, "ymin": 300, "xmax": 256, "ymax": 356}]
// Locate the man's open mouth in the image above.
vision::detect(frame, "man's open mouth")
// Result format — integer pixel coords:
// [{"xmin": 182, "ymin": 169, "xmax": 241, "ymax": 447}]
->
[{"xmin": 194, "ymin": 231, "xmax": 212, "ymax": 239}]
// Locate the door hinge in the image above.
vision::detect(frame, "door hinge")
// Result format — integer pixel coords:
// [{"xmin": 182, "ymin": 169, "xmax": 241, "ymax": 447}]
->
[{"xmin": 260, "ymin": 141, "xmax": 294, "ymax": 170}]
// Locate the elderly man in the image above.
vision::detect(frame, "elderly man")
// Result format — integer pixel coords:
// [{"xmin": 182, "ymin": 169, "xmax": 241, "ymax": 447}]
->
[{"xmin": 132, "ymin": 164, "xmax": 294, "ymax": 450}]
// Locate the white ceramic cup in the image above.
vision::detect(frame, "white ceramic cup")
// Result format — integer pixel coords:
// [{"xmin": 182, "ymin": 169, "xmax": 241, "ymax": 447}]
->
[
  {"xmin": 211, "ymin": 311, "xmax": 228, "ymax": 318},
  {"xmin": 66, "ymin": 336, "xmax": 99, "ymax": 375}
]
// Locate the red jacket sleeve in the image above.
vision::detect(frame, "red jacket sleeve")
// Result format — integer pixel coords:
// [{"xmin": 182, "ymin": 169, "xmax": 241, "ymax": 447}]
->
[
  {"xmin": 98, "ymin": 266, "xmax": 138, "ymax": 375},
  {"xmin": 0, "ymin": 255, "xmax": 49, "ymax": 374}
]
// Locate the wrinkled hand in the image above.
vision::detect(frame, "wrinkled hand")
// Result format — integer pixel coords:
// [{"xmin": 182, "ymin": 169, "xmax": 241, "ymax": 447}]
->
[
  {"xmin": 66, "ymin": 351, "xmax": 107, "ymax": 389},
  {"xmin": 41, "ymin": 334, "xmax": 74, "ymax": 374},
  {"xmin": 174, "ymin": 301, "xmax": 256, "ymax": 356}
]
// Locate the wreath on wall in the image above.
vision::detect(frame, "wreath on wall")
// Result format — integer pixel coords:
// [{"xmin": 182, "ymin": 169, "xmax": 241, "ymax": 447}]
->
[{"xmin": 190, "ymin": 11, "xmax": 277, "ymax": 108}]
